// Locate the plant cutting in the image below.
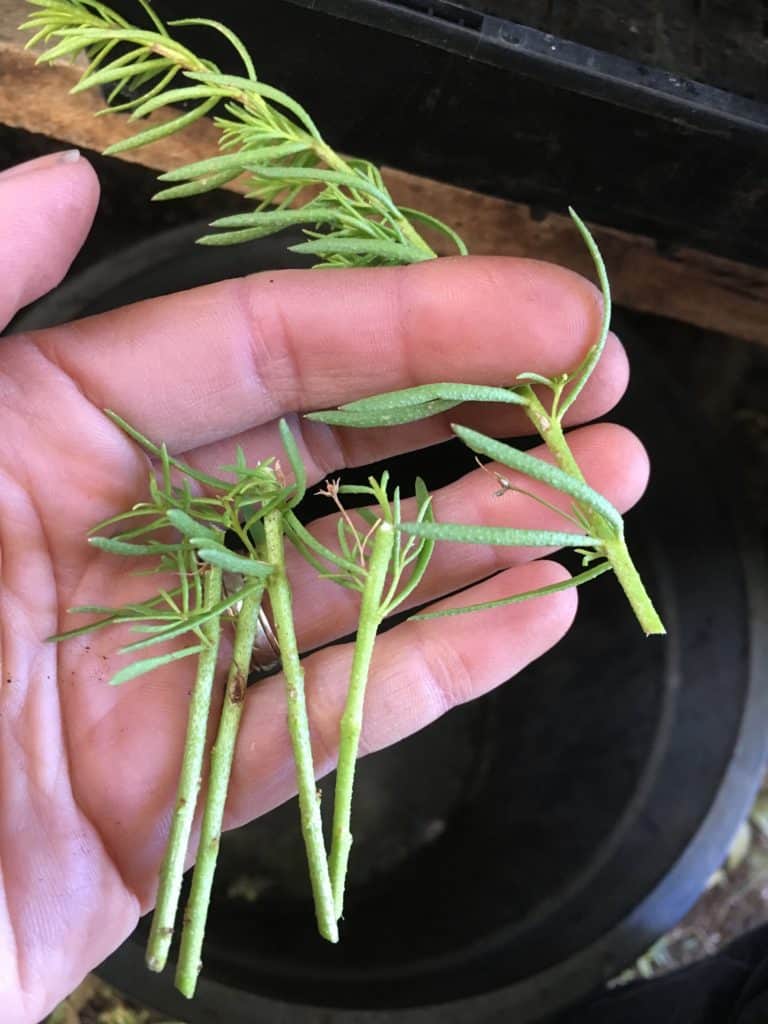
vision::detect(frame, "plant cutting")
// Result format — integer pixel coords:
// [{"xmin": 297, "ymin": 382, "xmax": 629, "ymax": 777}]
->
[{"xmin": 23, "ymin": 0, "xmax": 665, "ymax": 1001}]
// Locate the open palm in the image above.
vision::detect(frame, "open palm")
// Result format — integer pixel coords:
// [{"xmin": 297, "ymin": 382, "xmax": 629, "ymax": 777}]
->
[{"xmin": 0, "ymin": 153, "xmax": 648, "ymax": 1023}]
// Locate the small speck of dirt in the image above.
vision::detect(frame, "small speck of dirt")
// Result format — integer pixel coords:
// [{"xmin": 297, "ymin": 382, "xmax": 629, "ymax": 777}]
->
[{"xmin": 230, "ymin": 670, "xmax": 246, "ymax": 704}]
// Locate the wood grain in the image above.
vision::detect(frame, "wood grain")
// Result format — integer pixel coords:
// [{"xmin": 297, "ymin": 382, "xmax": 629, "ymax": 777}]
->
[{"xmin": 1, "ymin": 0, "xmax": 767, "ymax": 345}]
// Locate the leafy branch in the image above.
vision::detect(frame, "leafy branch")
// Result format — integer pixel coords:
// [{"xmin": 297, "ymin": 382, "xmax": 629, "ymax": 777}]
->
[
  {"xmin": 311, "ymin": 211, "xmax": 665, "ymax": 637},
  {"xmin": 308, "ymin": 473, "xmax": 435, "ymax": 917},
  {"xmin": 22, "ymin": 0, "xmax": 466, "ymax": 265},
  {"xmin": 51, "ymin": 413, "xmax": 336, "ymax": 987}
]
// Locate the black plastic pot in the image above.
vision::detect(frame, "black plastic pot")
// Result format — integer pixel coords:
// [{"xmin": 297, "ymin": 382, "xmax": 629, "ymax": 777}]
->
[{"xmin": 15, "ymin": 224, "xmax": 768, "ymax": 1023}]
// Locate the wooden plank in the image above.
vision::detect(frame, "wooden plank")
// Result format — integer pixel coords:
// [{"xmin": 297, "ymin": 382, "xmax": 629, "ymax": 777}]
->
[
  {"xmin": 1, "ymin": 0, "xmax": 767, "ymax": 346},
  {"xmin": 384, "ymin": 168, "xmax": 768, "ymax": 347}
]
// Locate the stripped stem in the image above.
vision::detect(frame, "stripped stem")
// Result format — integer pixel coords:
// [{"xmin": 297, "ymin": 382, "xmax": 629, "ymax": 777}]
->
[
  {"xmin": 146, "ymin": 565, "xmax": 224, "ymax": 973},
  {"xmin": 263, "ymin": 509, "xmax": 338, "ymax": 942},
  {"xmin": 329, "ymin": 521, "xmax": 394, "ymax": 919},
  {"xmin": 175, "ymin": 586, "xmax": 264, "ymax": 997},
  {"xmin": 525, "ymin": 390, "xmax": 665, "ymax": 636}
]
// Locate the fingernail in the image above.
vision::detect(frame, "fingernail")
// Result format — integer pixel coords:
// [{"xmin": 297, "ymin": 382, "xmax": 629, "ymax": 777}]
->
[{"xmin": 0, "ymin": 149, "xmax": 81, "ymax": 182}]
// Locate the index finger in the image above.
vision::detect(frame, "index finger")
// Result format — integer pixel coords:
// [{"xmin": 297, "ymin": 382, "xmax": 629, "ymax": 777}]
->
[{"xmin": 27, "ymin": 255, "xmax": 609, "ymax": 452}]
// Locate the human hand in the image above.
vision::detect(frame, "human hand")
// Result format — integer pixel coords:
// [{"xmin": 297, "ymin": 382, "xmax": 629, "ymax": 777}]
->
[{"xmin": 0, "ymin": 152, "xmax": 648, "ymax": 1023}]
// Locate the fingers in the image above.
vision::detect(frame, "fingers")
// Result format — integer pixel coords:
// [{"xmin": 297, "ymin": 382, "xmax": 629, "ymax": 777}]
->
[
  {"xmin": 29, "ymin": 256, "xmax": 616, "ymax": 453},
  {"xmin": 0, "ymin": 151, "xmax": 99, "ymax": 329},
  {"xmin": 226, "ymin": 558, "xmax": 577, "ymax": 827},
  {"xmin": 284, "ymin": 422, "xmax": 649, "ymax": 650}
]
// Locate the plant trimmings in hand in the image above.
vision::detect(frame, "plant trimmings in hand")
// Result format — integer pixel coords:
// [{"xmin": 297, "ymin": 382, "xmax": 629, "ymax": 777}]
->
[{"xmin": 27, "ymin": 0, "xmax": 664, "ymax": 1001}]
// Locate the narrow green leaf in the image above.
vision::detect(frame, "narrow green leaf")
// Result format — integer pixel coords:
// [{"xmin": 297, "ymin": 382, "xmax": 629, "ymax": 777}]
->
[
  {"xmin": 185, "ymin": 71, "xmax": 322, "ymax": 139},
  {"xmin": 340, "ymin": 382, "xmax": 528, "ymax": 412},
  {"xmin": 208, "ymin": 204, "xmax": 338, "ymax": 232},
  {"xmin": 110, "ymin": 644, "xmax": 204, "ymax": 686},
  {"xmin": 279, "ymin": 418, "xmax": 307, "ymax": 508},
  {"xmin": 105, "ymin": 410, "xmax": 163, "ymax": 454},
  {"xmin": 73, "ymin": 56, "xmax": 168, "ymax": 92},
  {"xmin": 89, "ymin": 536, "xmax": 182, "ymax": 556},
  {"xmin": 283, "ymin": 511, "xmax": 364, "ymax": 576},
  {"xmin": 157, "ymin": 142, "xmax": 309, "ymax": 182},
  {"xmin": 52, "ymin": 26, "xmax": 199, "ymax": 63},
  {"xmin": 306, "ymin": 398, "xmax": 460, "ymax": 428},
  {"xmin": 195, "ymin": 547, "xmax": 273, "ymax": 577},
  {"xmin": 336, "ymin": 484, "xmax": 376, "ymax": 497},
  {"xmin": 289, "ymin": 237, "xmax": 430, "ymax": 264},
  {"xmin": 398, "ymin": 521, "xmax": 599, "ymax": 548},
  {"xmin": 130, "ymin": 85, "xmax": 217, "ymax": 119},
  {"xmin": 166, "ymin": 509, "xmax": 220, "ymax": 543},
  {"xmin": 410, "ymin": 562, "xmax": 612, "ymax": 620},
  {"xmin": 354, "ymin": 507, "xmax": 378, "ymax": 527},
  {"xmin": 37, "ymin": 35, "xmax": 101, "ymax": 63},
  {"xmin": 103, "ymin": 97, "xmax": 218, "ymax": 156},
  {"xmin": 168, "ymin": 17, "xmax": 257, "ymax": 80},
  {"xmin": 89, "ymin": 506, "xmax": 160, "ymax": 533},
  {"xmin": 240, "ymin": 164, "xmax": 400, "ymax": 217},
  {"xmin": 48, "ymin": 614, "xmax": 122, "ymax": 643},
  {"xmin": 384, "ymin": 483, "xmax": 435, "ymax": 614},
  {"xmin": 400, "ymin": 206, "xmax": 468, "ymax": 255},
  {"xmin": 136, "ymin": 0, "xmax": 169, "ymax": 36},
  {"xmin": 453, "ymin": 425, "xmax": 623, "ymax": 534},
  {"xmin": 119, "ymin": 585, "xmax": 261, "ymax": 653},
  {"xmin": 105, "ymin": 410, "xmax": 230, "ymax": 489},
  {"xmin": 67, "ymin": 605, "xmax": 126, "ymax": 616},
  {"xmin": 152, "ymin": 169, "xmax": 243, "ymax": 201},
  {"xmin": 558, "ymin": 209, "xmax": 612, "ymax": 417},
  {"xmin": 517, "ymin": 371, "xmax": 557, "ymax": 386},
  {"xmin": 198, "ymin": 207, "xmax": 342, "ymax": 246},
  {"xmin": 155, "ymin": 447, "xmax": 173, "ymax": 505},
  {"xmin": 96, "ymin": 65, "xmax": 179, "ymax": 116},
  {"xmin": 111, "ymin": 517, "xmax": 170, "ymax": 542},
  {"xmin": 316, "ymin": 572, "xmax": 363, "ymax": 592},
  {"xmin": 337, "ymin": 517, "xmax": 353, "ymax": 561},
  {"xmin": 414, "ymin": 477, "xmax": 431, "ymax": 513}
]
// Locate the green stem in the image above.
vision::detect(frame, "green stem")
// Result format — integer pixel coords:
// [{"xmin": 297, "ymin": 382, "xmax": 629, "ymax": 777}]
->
[
  {"xmin": 599, "ymin": 536, "xmax": 665, "ymax": 636},
  {"xmin": 174, "ymin": 587, "xmax": 264, "ymax": 998},
  {"xmin": 329, "ymin": 522, "xmax": 394, "ymax": 920},
  {"xmin": 316, "ymin": 143, "xmax": 436, "ymax": 259},
  {"xmin": 263, "ymin": 510, "xmax": 338, "ymax": 943},
  {"xmin": 525, "ymin": 392, "xmax": 665, "ymax": 637},
  {"xmin": 146, "ymin": 565, "xmax": 224, "ymax": 973}
]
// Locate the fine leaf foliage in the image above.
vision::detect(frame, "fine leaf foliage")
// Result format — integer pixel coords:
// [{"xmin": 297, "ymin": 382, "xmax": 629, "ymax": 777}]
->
[{"xmin": 22, "ymin": 0, "xmax": 465, "ymax": 265}]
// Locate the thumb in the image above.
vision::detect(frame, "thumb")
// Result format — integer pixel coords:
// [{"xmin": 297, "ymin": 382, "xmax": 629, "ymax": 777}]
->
[{"xmin": 0, "ymin": 149, "xmax": 100, "ymax": 330}]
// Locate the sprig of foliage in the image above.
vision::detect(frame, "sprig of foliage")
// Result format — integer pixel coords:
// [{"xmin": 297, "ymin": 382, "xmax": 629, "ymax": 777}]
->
[
  {"xmin": 51, "ymin": 413, "xmax": 336, "ymax": 985},
  {"xmin": 312, "ymin": 211, "xmax": 665, "ymax": 636},
  {"xmin": 22, "ymin": 0, "xmax": 466, "ymax": 265},
  {"xmin": 308, "ymin": 473, "xmax": 435, "ymax": 917},
  {"xmin": 51, "ymin": 413, "xmax": 277, "ymax": 676}
]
